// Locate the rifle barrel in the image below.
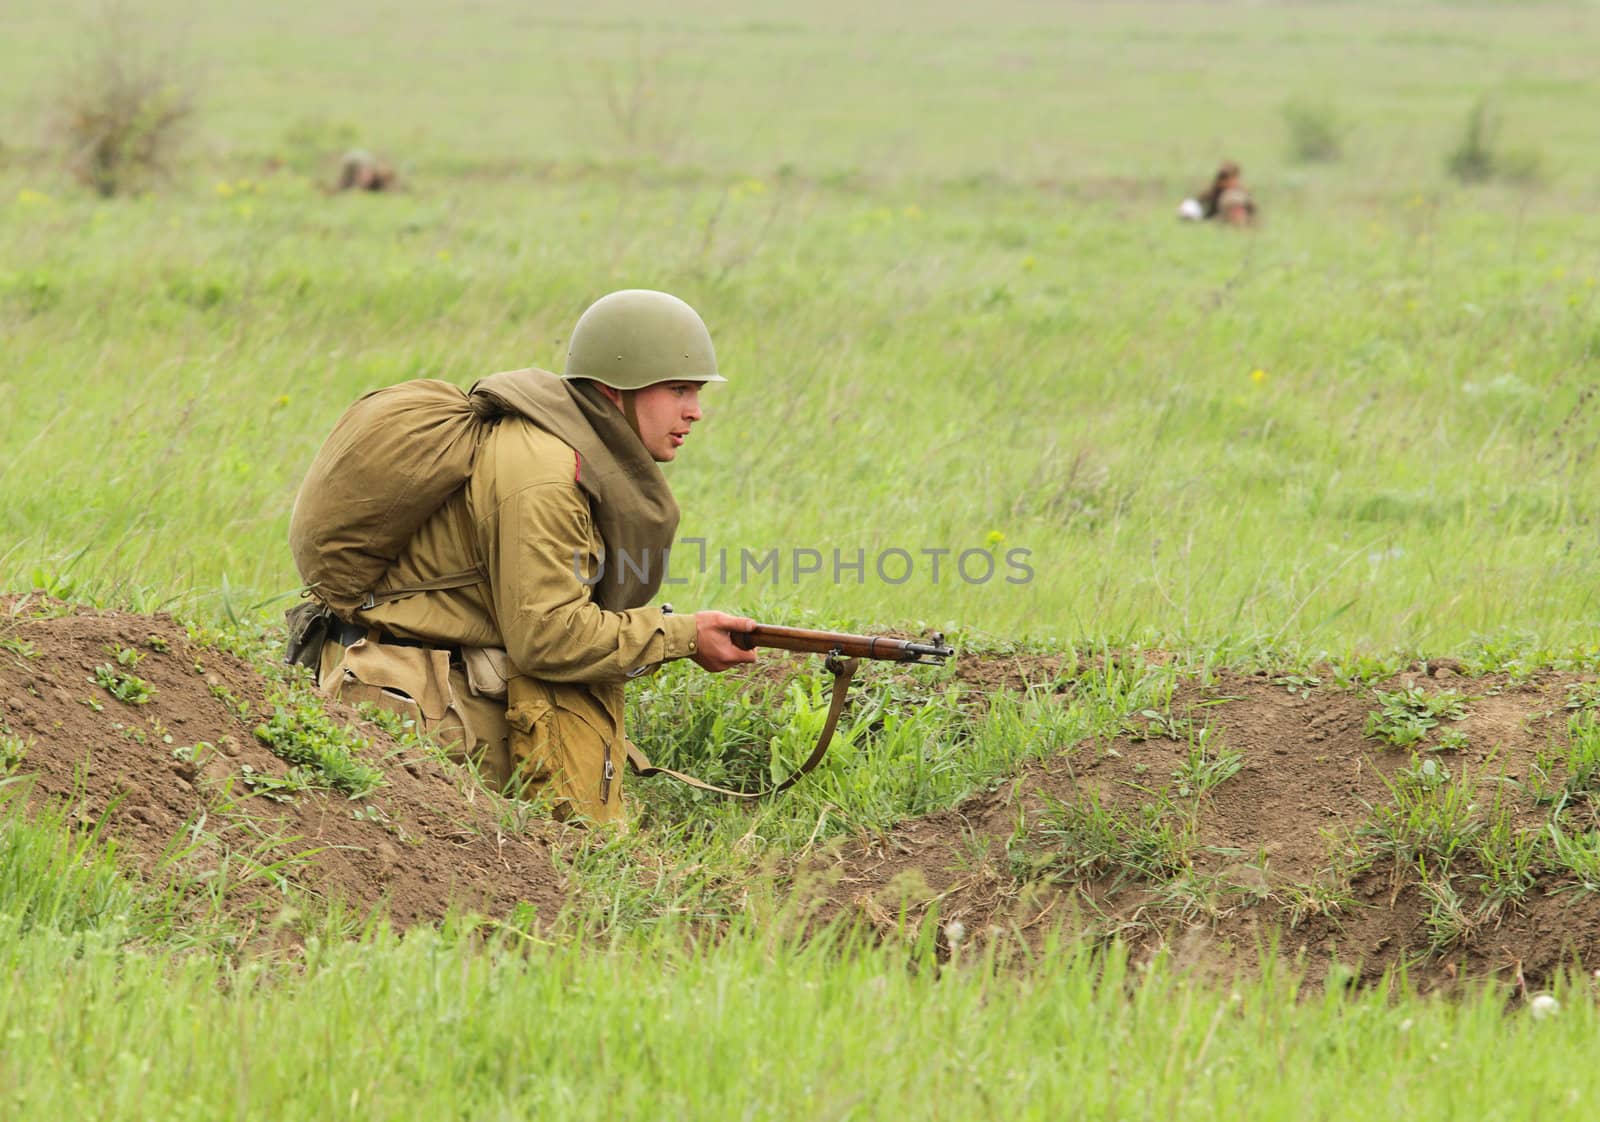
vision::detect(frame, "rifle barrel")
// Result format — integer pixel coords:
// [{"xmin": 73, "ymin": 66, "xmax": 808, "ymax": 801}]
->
[{"xmin": 734, "ymin": 624, "xmax": 952, "ymax": 664}]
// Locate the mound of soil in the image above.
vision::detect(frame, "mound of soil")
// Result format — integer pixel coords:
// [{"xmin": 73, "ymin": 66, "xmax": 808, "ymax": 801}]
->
[
  {"xmin": 806, "ymin": 658, "xmax": 1600, "ymax": 990},
  {"xmin": 10, "ymin": 598, "xmax": 1600, "ymax": 988},
  {"xmin": 0, "ymin": 598, "xmax": 564, "ymax": 928}
]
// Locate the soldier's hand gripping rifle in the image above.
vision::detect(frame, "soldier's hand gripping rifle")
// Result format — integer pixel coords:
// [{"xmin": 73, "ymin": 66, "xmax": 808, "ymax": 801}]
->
[{"xmin": 628, "ymin": 624, "xmax": 954, "ymax": 799}]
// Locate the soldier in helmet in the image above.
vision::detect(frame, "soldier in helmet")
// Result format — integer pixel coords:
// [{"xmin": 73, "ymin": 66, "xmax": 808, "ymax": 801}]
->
[
  {"xmin": 336, "ymin": 149, "xmax": 397, "ymax": 192},
  {"xmin": 313, "ymin": 290, "xmax": 756, "ymax": 824}
]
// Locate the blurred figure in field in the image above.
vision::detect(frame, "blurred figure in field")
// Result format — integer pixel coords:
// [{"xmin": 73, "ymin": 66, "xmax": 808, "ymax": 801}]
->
[
  {"xmin": 337, "ymin": 149, "xmax": 397, "ymax": 192},
  {"xmin": 1197, "ymin": 160, "xmax": 1256, "ymax": 226},
  {"xmin": 1178, "ymin": 161, "xmax": 1256, "ymax": 225}
]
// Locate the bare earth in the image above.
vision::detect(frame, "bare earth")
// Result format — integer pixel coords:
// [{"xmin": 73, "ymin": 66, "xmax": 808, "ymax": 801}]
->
[
  {"xmin": 0, "ymin": 599, "xmax": 565, "ymax": 929},
  {"xmin": 806, "ymin": 657, "xmax": 1600, "ymax": 990},
  {"xmin": 5, "ymin": 599, "xmax": 1599, "ymax": 988}
]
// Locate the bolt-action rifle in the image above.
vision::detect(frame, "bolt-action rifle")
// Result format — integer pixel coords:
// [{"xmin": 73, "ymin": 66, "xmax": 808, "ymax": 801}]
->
[
  {"xmin": 629, "ymin": 625, "xmax": 954, "ymax": 799},
  {"xmin": 731, "ymin": 623, "xmax": 953, "ymax": 665}
]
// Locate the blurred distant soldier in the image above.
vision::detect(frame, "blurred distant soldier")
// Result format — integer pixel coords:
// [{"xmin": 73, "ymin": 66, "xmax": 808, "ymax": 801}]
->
[
  {"xmin": 1196, "ymin": 160, "xmax": 1257, "ymax": 226},
  {"xmin": 287, "ymin": 290, "xmax": 757, "ymax": 825},
  {"xmin": 337, "ymin": 149, "xmax": 397, "ymax": 192}
]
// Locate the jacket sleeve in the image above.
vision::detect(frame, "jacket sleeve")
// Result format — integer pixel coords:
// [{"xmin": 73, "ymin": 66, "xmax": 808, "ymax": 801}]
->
[{"xmin": 478, "ymin": 479, "xmax": 698, "ymax": 683}]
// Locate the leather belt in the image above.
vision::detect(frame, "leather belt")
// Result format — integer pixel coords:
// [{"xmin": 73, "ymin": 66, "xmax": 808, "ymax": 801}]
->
[{"xmin": 333, "ymin": 620, "xmax": 457, "ymax": 657}]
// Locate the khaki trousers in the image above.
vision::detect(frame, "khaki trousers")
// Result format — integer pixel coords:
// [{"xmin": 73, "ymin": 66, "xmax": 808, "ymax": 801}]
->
[{"xmin": 317, "ymin": 638, "xmax": 625, "ymax": 825}]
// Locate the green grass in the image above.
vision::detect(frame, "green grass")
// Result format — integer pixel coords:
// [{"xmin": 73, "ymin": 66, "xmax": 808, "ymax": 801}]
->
[
  {"xmin": 5, "ymin": 0, "xmax": 1600, "ymax": 1115},
  {"xmin": 3, "ymin": 912, "xmax": 1599, "ymax": 1121},
  {"xmin": 3, "ymin": 0, "xmax": 1595, "ymax": 185},
  {"xmin": 251, "ymin": 688, "xmax": 386, "ymax": 799},
  {"xmin": 0, "ymin": 781, "xmax": 289, "ymax": 950},
  {"xmin": 0, "ymin": 785, "xmax": 140, "ymax": 937},
  {"xmin": 5, "ymin": 175, "xmax": 1599, "ymax": 647},
  {"xmin": 2, "ymin": 6, "xmax": 1599, "ymax": 650}
]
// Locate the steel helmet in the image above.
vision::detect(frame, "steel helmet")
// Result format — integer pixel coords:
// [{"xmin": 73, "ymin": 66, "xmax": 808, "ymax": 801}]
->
[{"xmin": 562, "ymin": 289, "xmax": 725, "ymax": 389}]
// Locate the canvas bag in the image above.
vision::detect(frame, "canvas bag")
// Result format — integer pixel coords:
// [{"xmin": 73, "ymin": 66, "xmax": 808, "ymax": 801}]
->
[
  {"xmin": 289, "ymin": 370, "xmax": 679, "ymax": 621},
  {"xmin": 289, "ymin": 379, "xmax": 486, "ymax": 619}
]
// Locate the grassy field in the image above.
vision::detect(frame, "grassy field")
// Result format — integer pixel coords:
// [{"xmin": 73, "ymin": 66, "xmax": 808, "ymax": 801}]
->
[
  {"xmin": 5, "ymin": 0, "xmax": 1600, "ymax": 1116},
  {"xmin": 5, "ymin": 893, "xmax": 1600, "ymax": 1120},
  {"xmin": 4, "ymin": 0, "xmax": 1600, "ymax": 651}
]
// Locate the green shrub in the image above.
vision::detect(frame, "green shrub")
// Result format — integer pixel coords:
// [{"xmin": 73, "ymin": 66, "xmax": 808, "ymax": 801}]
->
[
  {"xmin": 50, "ymin": 22, "xmax": 194, "ymax": 197},
  {"xmin": 1446, "ymin": 98, "xmax": 1498, "ymax": 184},
  {"xmin": 1445, "ymin": 97, "xmax": 1544, "ymax": 187}
]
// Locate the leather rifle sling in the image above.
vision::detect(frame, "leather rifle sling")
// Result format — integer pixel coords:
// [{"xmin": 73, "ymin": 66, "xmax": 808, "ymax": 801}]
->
[{"xmin": 624, "ymin": 657, "xmax": 861, "ymax": 799}]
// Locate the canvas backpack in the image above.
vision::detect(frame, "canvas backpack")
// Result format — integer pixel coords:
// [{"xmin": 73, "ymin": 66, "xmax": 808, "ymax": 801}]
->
[{"xmin": 288, "ymin": 379, "xmax": 488, "ymax": 621}]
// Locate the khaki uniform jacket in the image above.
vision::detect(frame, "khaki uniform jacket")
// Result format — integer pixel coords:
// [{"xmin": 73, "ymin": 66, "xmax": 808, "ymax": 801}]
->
[{"xmin": 355, "ymin": 416, "xmax": 698, "ymax": 681}]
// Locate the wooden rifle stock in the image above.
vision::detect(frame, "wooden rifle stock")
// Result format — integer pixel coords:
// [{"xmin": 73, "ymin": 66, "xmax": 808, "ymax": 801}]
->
[{"xmin": 732, "ymin": 624, "xmax": 952, "ymax": 665}]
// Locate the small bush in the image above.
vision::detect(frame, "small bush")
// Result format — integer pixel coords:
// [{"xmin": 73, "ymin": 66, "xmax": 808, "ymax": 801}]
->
[
  {"xmin": 1446, "ymin": 98, "xmax": 1498, "ymax": 184},
  {"xmin": 554, "ymin": 35, "xmax": 705, "ymax": 163},
  {"xmin": 1444, "ymin": 96, "xmax": 1545, "ymax": 187},
  {"xmin": 51, "ymin": 25, "xmax": 194, "ymax": 197},
  {"xmin": 1282, "ymin": 96, "xmax": 1345, "ymax": 164}
]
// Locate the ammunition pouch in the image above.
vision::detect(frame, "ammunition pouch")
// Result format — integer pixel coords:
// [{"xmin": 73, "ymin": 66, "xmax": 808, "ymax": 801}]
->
[{"xmin": 284, "ymin": 599, "xmax": 338, "ymax": 670}]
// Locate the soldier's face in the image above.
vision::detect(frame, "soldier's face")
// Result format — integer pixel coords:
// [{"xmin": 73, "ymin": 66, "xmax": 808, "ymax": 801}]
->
[{"xmin": 632, "ymin": 381, "xmax": 704, "ymax": 462}]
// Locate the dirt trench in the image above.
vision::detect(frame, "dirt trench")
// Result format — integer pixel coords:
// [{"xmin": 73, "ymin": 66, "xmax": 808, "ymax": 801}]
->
[
  {"xmin": 0, "ymin": 597, "xmax": 565, "ymax": 930},
  {"xmin": 7, "ymin": 597, "xmax": 1600, "ymax": 988},
  {"xmin": 798, "ymin": 658, "xmax": 1600, "ymax": 991}
]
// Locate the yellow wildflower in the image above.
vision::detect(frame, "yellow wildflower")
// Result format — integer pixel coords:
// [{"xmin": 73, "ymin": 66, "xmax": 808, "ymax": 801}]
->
[
  {"xmin": 985, "ymin": 530, "xmax": 1006, "ymax": 548},
  {"xmin": 215, "ymin": 181, "xmax": 235, "ymax": 198},
  {"xmin": 16, "ymin": 189, "xmax": 53, "ymax": 206},
  {"xmin": 1250, "ymin": 369, "xmax": 1267, "ymax": 384}
]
